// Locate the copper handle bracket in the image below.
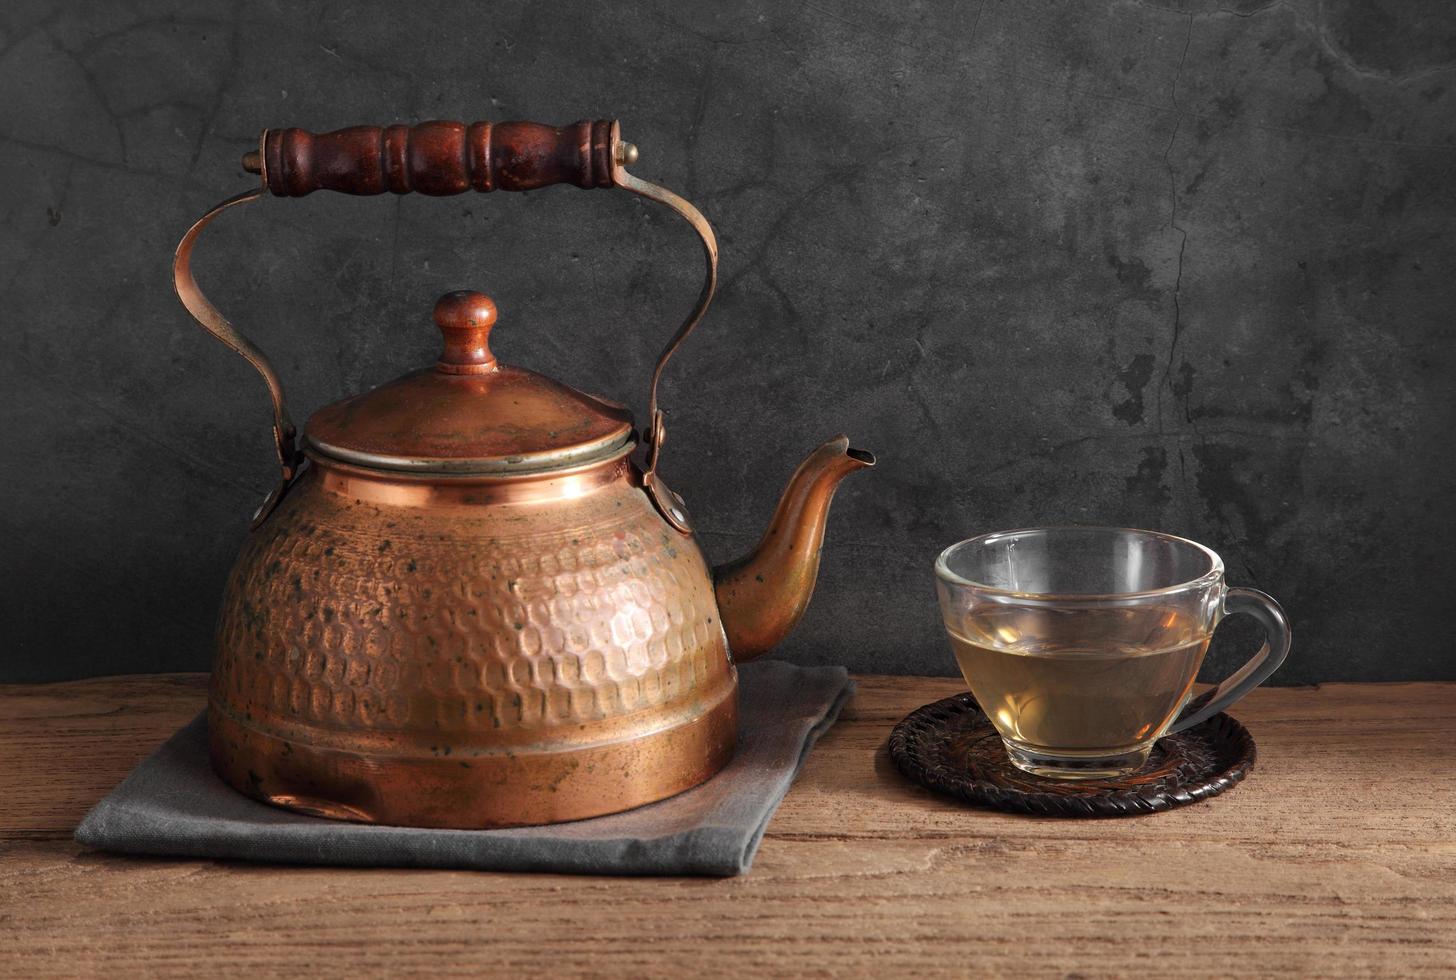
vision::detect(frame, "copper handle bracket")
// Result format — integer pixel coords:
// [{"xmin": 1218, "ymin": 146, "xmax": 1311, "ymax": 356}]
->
[
  {"xmin": 174, "ymin": 186, "xmax": 302, "ymax": 529},
  {"xmin": 611, "ymin": 146, "xmax": 719, "ymax": 535}
]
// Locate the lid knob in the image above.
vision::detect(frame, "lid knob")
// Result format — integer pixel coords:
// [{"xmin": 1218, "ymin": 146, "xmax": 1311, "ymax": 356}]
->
[{"xmin": 434, "ymin": 290, "xmax": 498, "ymax": 374}]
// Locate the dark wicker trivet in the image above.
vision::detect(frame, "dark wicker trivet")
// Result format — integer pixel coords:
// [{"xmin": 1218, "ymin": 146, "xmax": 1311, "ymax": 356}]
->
[{"xmin": 888, "ymin": 693, "xmax": 1256, "ymax": 817}]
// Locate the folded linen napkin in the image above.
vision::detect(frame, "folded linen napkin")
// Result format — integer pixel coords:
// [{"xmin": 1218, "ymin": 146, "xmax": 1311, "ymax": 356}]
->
[{"xmin": 75, "ymin": 660, "xmax": 852, "ymax": 877}]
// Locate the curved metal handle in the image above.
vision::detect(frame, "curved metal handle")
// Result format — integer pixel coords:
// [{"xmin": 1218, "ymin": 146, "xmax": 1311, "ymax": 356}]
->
[
  {"xmin": 1169, "ymin": 587, "xmax": 1292, "ymax": 733},
  {"xmin": 174, "ymin": 122, "xmax": 718, "ymax": 532},
  {"xmin": 611, "ymin": 161, "xmax": 718, "ymax": 533},
  {"xmin": 173, "ymin": 188, "xmax": 300, "ymax": 528}
]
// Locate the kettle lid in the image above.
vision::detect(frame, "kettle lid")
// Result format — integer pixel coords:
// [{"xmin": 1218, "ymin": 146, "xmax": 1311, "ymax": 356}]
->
[{"xmin": 303, "ymin": 290, "xmax": 634, "ymax": 474}]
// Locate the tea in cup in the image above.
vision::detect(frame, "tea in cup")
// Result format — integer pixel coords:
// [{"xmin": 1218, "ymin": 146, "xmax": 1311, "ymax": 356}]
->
[{"xmin": 935, "ymin": 527, "xmax": 1290, "ymax": 779}]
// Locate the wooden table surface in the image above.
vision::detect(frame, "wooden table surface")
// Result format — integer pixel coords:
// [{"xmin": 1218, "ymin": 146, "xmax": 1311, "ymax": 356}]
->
[{"xmin": 1, "ymin": 674, "xmax": 1453, "ymax": 977}]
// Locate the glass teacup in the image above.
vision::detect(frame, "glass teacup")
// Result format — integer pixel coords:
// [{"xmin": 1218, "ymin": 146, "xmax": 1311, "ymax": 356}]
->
[{"xmin": 935, "ymin": 527, "xmax": 1291, "ymax": 780}]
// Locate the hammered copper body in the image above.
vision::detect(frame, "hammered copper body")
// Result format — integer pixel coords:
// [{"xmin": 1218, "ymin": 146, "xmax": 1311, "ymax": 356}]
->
[
  {"xmin": 211, "ymin": 448, "xmax": 737, "ymax": 827},
  {"xmin": 177, "ymin": 118, "xmax": 871, "ymax": 828}
]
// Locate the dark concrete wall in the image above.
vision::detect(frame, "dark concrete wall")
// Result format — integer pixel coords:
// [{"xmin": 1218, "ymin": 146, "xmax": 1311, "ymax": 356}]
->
[{"xmin": 3, "ymin": 0, "xmax": 1453, "ymax": 683}]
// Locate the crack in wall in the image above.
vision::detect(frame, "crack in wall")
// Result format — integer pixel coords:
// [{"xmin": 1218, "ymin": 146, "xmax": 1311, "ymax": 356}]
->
[
  {"xmin": 1148, "ymin": 12, "xmax": 1254, "ymax": 563},
  {"xmin": 684, "ymin": 47, "xmax": 719, "ymax": 200},
  {"xmin": 189, "ymin": 6, "xmax": 241, "ymax": 170},
  {"xmin": 1154, "ymin": 16, "xmax": 1192, "ymax": 444},
  {"xmin": 1150, "ymin": 14, "xmax": 1264, "ymax": 579}
]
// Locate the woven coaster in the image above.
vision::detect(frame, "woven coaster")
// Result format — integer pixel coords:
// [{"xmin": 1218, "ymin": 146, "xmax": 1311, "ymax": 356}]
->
[{"xmin": 889, "ymin": 693, "xmax": 1256, "ymax": 817}]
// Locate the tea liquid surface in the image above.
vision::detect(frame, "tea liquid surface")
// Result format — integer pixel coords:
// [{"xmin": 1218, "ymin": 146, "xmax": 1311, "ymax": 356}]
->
[{"xmin": 949, "ymin": 606, "xmax": 1209, "ymax": 754}]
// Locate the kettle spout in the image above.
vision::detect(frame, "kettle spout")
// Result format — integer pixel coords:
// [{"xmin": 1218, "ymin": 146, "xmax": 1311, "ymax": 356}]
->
[{"xmin": 714, "ymin": 436, "xmax": 874, "ymax": 662}]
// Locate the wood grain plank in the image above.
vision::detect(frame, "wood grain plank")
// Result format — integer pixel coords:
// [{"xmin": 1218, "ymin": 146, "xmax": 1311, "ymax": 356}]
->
[
  {"xmin": 0, "ymin": 674, "xmax": 1453, "ymax": 977},
  {"xmin": 0, "ymin": 675, "xmax": 207, "ymax": 839}
]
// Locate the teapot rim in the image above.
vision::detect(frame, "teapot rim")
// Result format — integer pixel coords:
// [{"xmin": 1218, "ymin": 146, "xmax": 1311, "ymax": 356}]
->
[{"xmin": 302, "ymin": 428, "xmax": 637, "ymax": 478}]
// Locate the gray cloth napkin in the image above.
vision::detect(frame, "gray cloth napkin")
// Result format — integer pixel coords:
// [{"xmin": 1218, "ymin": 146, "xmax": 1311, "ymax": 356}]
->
[{"xmin": 75, "ymin": 660, "xmax": 851, "ymax": 877}]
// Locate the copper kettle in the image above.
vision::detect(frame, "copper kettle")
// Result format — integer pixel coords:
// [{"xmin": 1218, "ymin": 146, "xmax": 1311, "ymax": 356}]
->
[{"xmin": 174, "ymin": 119, "xmax": 872, "ymax": 828}]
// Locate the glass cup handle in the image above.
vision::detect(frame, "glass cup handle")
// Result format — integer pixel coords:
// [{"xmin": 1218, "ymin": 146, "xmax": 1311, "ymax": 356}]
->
[{"xmin": 1167, "ymin": 587, "xmax": 1292, "ymax": 734}]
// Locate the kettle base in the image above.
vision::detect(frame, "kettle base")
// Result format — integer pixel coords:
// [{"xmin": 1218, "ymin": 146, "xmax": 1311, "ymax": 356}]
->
[{"xmin": 207, "ymin": 686, "xmax": 738, "ymax": 829}]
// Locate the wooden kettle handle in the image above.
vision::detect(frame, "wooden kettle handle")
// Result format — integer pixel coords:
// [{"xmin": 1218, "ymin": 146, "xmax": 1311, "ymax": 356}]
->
[{"xmin": 243, "ymin": 119, "xmax": 623, "ymax": 196}]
